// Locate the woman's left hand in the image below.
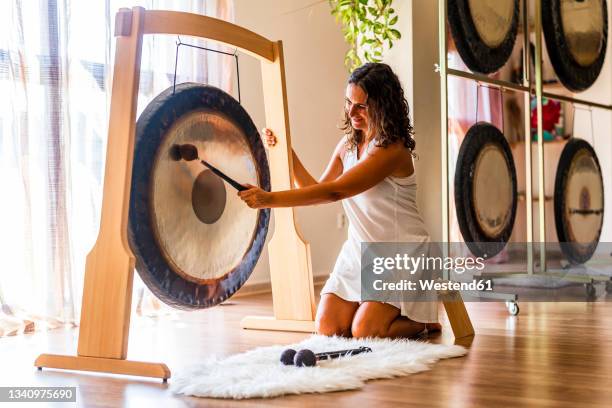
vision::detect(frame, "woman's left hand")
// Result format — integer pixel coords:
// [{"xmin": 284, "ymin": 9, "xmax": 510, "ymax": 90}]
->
[{"xmin": 238, "ymin": 184, "xmax": 272, "ymax": 209}]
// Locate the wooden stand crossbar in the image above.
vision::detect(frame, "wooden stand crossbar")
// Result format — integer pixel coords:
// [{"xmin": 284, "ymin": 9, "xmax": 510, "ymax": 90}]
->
[{"xmin": 35, "ymin": 7, "xmax": 473, "ymax": 381}]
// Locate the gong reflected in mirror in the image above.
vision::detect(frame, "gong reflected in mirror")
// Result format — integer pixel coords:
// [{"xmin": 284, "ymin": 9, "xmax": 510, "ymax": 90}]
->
[
  {"xmin": 455, "ymin": 122, "xmax": 518, "ymax": 258},
  {"xmin": 128, "ymin": 83, "xmax": 270, "ymax": 309},
  {"xmin": 448, "ymin": 0, "xmax": 519, "ymax": 74},
  {"xmin": 542, "ymin": 0, "xmax": 608, "ymax": 91},
  {"xmin": 554, "ymin": 138, "xmax": 604, "ymax": 264}
]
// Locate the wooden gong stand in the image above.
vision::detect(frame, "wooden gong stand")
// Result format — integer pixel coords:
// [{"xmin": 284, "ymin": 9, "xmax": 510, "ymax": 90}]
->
[{"xmin": 35, "ymin": 7, "xmax": 473, "ymax": 381}]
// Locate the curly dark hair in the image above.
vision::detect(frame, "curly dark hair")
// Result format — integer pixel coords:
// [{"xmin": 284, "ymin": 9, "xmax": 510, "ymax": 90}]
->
[{"xmin": 341, "ymin": 63, "xmax": 416, "ymax": 153}]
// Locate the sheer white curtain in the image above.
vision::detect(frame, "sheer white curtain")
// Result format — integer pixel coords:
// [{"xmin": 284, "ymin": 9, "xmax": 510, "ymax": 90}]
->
[{"xmin": 0, "ymin": 0, "xmax": 235, "ymax": 336}]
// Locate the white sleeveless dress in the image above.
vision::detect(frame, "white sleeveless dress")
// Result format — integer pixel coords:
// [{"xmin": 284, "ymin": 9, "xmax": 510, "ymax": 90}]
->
[{"xmin": 320, "ymin": 138, "xmax": 438, "ymax": 323}]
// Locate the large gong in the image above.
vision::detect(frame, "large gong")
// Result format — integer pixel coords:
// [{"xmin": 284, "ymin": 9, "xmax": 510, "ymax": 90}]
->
[
  {"xmin": 554, "ymin": 138, "xmax": 604, "ymax": 264},
  {"xmin": 448, "ymin": 0, "xmax": 519, "ymax": 74},
  {"xmin": 542, "ymin": 0, "xmax": 608, "ymax": 92},
  {"xmin": 455, "ymin": 122, "xmax": 518, "ymax": 258},
  {"xmin": 128, "ymin": 83, "xmax": 271, "ymax": 309}
]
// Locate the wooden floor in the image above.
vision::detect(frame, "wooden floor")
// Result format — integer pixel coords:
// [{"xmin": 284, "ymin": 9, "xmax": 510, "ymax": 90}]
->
[{"xmin": 0, "ymin": 293, "xmax": 611, "ymax": 407}]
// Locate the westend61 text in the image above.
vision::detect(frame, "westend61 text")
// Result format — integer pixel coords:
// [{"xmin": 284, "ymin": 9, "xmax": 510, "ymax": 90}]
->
[{"xmin": 372, "ymin": 279, "xmax": 493, "ymax": 291}]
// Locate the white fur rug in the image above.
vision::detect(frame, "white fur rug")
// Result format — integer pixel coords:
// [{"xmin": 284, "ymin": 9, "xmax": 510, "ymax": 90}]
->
[{"xmin": 171, "ymin": 335, "xmax": 467, "ymax": 399}]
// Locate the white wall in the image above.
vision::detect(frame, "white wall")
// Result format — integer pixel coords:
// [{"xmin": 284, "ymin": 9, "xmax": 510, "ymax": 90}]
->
[
  {"xmin": 386, "ymin": 0, "xmax": 443, "ymax": 242},
  {"xmin": 234, "ymin": 0, "xmax": 350, "ymax": 284}
]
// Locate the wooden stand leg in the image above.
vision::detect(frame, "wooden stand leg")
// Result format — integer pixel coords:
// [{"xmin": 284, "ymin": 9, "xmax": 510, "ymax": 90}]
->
[
  {"xmin": 241, "ymin": 41, "xmax": 316, "ymax": 332},
  {"xmin": 34, "ymin": 7, "xmax": 169, "ymax": 380},
  {"xmin": 440, "ymin": 290, "xmax": 475, "ymax": 339}
]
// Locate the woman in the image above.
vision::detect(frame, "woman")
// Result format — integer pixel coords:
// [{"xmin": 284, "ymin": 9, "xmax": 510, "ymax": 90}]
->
[{"xmin": 238, "ymin": 63, "xmax": 440, "ymax": 338}]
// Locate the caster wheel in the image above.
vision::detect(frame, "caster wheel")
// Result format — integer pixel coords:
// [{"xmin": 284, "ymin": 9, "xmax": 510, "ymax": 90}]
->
[
  {"xmin": 585, "ymin": 283, "xmax": 596, "ymax": 300},
  {"xmin": 506, "ymin": 301, "xmax": 519, "ymax": 316},
  {"xmin": 606, "ymin": 281, "xmax": 612, "ymax": 294}
]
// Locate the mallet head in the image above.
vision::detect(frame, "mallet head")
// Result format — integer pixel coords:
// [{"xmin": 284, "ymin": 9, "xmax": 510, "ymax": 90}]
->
[
  {"xmin": 280, "ymin": 348, "xmax": 297, "ymax": 366},
  {"xmin": 170, "ymin": 143, "xmax": 199, "ymax": 162},
  {"xmin": 294, "ymin": 349, "xmax": 316, "ymax": 367}
]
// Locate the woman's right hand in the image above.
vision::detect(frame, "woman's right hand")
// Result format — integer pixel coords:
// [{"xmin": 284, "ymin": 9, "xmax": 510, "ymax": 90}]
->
[{"xmin": 261, "ymin": 128, "xmax": 277, "ymax": 148}]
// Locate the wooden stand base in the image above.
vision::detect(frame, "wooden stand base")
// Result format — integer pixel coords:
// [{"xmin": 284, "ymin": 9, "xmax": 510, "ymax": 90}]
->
[
  {"xmin": 35, "ymin": 354, "xmax": 170, "ymax": 381},
  {"xmin": 240, "ymin": 316, "xmax": 315, "ymax": 333}
]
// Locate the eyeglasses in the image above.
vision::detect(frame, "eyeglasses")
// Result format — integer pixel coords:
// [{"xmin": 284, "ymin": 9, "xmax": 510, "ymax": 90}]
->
[{"xmin": 344, "ymin": 98, "xmax": 368, "ymax": 112}]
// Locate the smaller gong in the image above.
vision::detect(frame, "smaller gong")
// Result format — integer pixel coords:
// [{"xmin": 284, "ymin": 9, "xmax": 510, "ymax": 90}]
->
[
  {"xmin": 448, "ymin": 0, "xmax": 520, "ymax": 74},
  {"xmin": 542, "ymin": 0, "xmax": 608, "ymax": 92},
  {"xmin": 455, "ymin": 122, "xmax": 518, "ymax": 258},
  {"xmin": 554, "ymin": 138, "xmax": 604, "ymax": 264}
]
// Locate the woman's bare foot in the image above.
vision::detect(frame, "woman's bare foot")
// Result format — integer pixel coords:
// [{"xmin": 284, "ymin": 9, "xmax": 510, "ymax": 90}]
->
[{"xmin": 425, "ymin": 323, "xmax": 442, "ymax": 332}]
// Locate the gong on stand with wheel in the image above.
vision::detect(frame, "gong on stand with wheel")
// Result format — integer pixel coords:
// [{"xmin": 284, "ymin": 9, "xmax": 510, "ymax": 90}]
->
[{"xmin": 34, "ymin": 7, "xmax": 316, "ymax": 381}]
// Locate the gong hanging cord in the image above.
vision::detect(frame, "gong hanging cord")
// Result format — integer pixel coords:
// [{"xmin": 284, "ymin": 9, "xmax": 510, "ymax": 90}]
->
[
  {"xmin": 475, "ymin": 82, "xmax": 480, "ymax": 124},
  {"xmin": 572, "ymin": 104, "xmax": 596, "ymax": 150},
  {"xmin": 173, "ymin": 36, "xmax": 242, "ymax": 103},
  {"xmin": 474, "ymin": 82, "xmax": 505, "ymax": 132}
]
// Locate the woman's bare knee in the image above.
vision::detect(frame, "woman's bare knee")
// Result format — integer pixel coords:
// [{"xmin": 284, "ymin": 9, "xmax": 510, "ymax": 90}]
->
[
  {"xmin": 351, "ymin": 301, "xmax": 401, "ymax": 338},
  {"xmin": 315, "ymin": 294, "xmax": 358, "ymax": 337},
  {"xmin": 315, "ymin": 317, "xmax": 351, "ymax": 337},
  {"xmin": 351, "ymin": 317, "xmax": 386, "ymax": 338}
]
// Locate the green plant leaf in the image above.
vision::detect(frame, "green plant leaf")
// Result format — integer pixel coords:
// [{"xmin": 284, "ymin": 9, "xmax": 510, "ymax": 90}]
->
[{"xmin": 329, "ymin": 0, "xmax": 400, "ymax": 70}]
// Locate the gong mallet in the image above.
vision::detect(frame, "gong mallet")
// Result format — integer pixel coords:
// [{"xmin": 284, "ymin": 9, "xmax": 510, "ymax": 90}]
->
[
  {"xmin": 280, "ymin": 346, "xmax": 373, "ymax": 367},
  {"xmin": 170, "ymin": 143, "xmax": 248, "ymax": 192}
]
